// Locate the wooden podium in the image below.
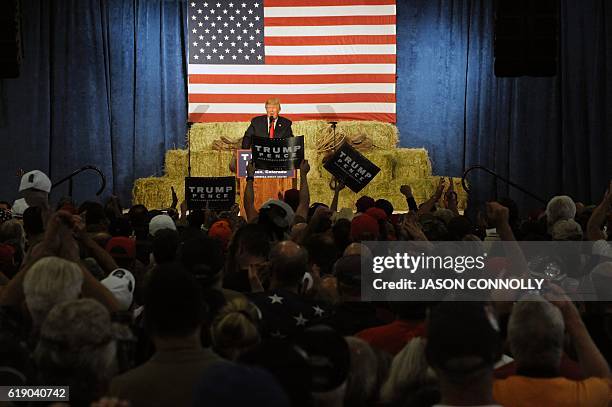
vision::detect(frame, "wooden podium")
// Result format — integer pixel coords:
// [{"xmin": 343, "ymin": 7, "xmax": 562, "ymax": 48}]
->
[{"xmin": 234, "ymin": 149, "xmax": 296, "ymax": 215}]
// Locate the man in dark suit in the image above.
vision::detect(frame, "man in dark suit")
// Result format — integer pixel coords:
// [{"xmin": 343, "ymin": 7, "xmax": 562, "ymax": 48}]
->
[{"xmin": 241, "ymin": 97, "xmax": 294, "ymax": 149}]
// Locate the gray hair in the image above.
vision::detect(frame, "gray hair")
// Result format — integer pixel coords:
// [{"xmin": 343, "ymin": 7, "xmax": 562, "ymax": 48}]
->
[
  {"xmin": 380, "ymin": 337, "xmax": 436, "ymax": 404},
  {"xmin": 551, "ymin": 219, "xmax": 583, "ymax": 241},
  {"xmin": 433, "ymin": 208, "xmax": 455, "ymax": 225},
  {"xmin": 546, "ymin": 196, "xmax": 576, "ymax": 228},
  {"xmin": 508, "ymin": 296, "xmax": 564, "ymax": 370},
  {"xmin": 23, "ymin": 257, "xmax": 83, "ymax": 329},
  {"xmin": 34, "ymin": 299, "xmax": 116, "ymax": 399}
]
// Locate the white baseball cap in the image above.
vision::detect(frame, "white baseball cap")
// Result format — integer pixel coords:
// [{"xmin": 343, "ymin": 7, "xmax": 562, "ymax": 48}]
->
[
  {"xmin": 149, "ymin": 214, "xmax": 177, "ymax": 236},
  {"xmin": 101, "ymin": 268, "xmax": 135, "ymax": 311},
  {"xmin": 11, "ymin": 198, "xmax": 29, "ymax": 218},
  {"xmin": 19, "ymin": 170, "xmax": 52, "ymax": 193},
  {"xmin": 260, "ymin": 199, "xmax": 295, "ymax": 228}
]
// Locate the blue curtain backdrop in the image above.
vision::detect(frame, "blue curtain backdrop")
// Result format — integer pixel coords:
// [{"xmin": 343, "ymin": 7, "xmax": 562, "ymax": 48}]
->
[
  {"xmin": 0, "ymin": 0, "xmax": 610, "ymax": 210},
  {"xmin": 0, "ymin": 0, "xmax": 188, "ymax": 205}
]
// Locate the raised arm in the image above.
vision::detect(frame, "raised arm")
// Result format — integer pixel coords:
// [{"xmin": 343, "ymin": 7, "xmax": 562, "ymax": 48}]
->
[
  {"xmin": 418, "ymin": 178, "xmax": 445, "ymax": 216},
  {"xmin": 0, "ymin": 211, "xmax": 120, "ymax": 312},
  {"xmin": 73, "ymin": 215, "xmax": 118, "ymax": 274},
  {"xmin": 546, "ymin": 285, "xmax": 611, "ymax": 378},
  {"xmin": 486, "ymin": 201, "xmax": 527, "ymax": 277},
  {"xmin": 295, "ymin": 159, "xmax": 311, "ymax": 221},
  {"xmin": 329, "ymin": 178, "xmax": 345, "ymax": 213},
  {"xmin": 243, "ymin": 160, "xmax": 258, "ymax": 223},
  {"xmin": 444, "ymin": 178, "xmax": 460, "ymax": 216},
  {"xmin": 400, "ymin": 184, "xmax": 419, "ymax": 212},
  {"xmin": 587, "ymin": 181, "xmax": 612, "ymax": 241}
]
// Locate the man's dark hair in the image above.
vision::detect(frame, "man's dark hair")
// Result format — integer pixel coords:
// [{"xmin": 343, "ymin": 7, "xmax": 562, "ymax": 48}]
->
[
  {"xmin": 78, "ymin": 202, "xmax": 108, "ymax": 227},
  {"xmin": 108, "ymin": 216, "xmax": 132, "ymax": 237},
  {"xmin": 128, "ymin": 205, "xmax": 149, "ymax": 228},
  {"xmin": 224, "ymin": 224, "xmax": 271, "ymax": 291},
  {"xmin": 283, "ymin": 189, "xmax": 300, "ymax": 212},
  {"xmin": 269, "ymin": 241, "xmax": 309, "ymax": 287},
  {"xmin": 180, "ymin": 236, "xmax": 225, "ymax": 286},
  {"xmin": 186, "ymin": 209, "xmax": 205, "ymax": 230},
  {"xmin": 22, "ymin": 206, "xmax": 44, "ymax": 236},
  {"xmin": 228, "ymin": 224, "xmax": 270, "ymax": 262},
  {"xmin": 426, "ymin": 301, "xmax": 501, "ymax": 382},
  {"xmin": 152, "ymin": 229, "xmax": 180, "ymax": 264},
  {"xmin": 144, "ymin": 264, "xmax": 205, "ymax": 337},
  {"xmin": 332, "ymin": 218, "xmax": 352, "ymax": 253},
  {"xmin": 303, "ymin": 234, "xmax": 339, "ymax": 276},
  {"xmin": 447, "ymin": 215, "xmax": 474, "ymax": 240},
  {"xmin": 0, "ymin": 201, "xmax": 12, "ymax": 210},
  {"xmin": 390, "ymin": 301, "xmax": 432, "ymax": 321},
  {"xmin": 375, "ymin": 199, "xmax": 394, "ymax": 217}
]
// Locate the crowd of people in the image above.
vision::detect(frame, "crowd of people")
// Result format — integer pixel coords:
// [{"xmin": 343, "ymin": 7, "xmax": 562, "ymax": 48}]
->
[{"xmin": 0, "ymin": 167, "xmax": 611, "ymax": 407}]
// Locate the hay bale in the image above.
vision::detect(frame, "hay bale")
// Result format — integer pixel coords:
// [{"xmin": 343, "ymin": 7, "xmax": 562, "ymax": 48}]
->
[
  {"xmin": 189, "ymin": 120, "xmax": 399, "ymax": 153},
  {"xmin": 189, "ymin": 123, "xmax": 248, "ymax": 151},
  {"xmin": 334, "ymin": 121, "xmax": 398, "ymax": 150},
  {"xmin": 164, "ymin": 150, "xmax": 234, "ymax": 178},
  {"xmin": 133, "ymin": 177, "xmax": 176, "ymax": 209},
  {"xmin": 393, "ymin": 148, "xmax": 433, "ymax": 178}
]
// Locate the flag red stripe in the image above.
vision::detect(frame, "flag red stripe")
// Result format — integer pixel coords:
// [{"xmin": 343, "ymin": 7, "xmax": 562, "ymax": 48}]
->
[
  {"xmin": 188, "ymin": 93, "xmax": 395, "ymax": 104},
  {"xmin": 264, "ymin": 35, "xmax": 395, "ymax": 46},
  {"xmin": 189, "ymin": 74, "xmax": 395, "ymax": 84},
  {"xmin": 189, "ymin": 112, "xmax": 396, "ymax": 123},
  {"xmin": 265, "ymin": 55, "xmax": 396, "ymax": 64},
  {"xmin": 266, "ymin": 0, "xmax": 396, "ymax": 6},
  {"xmin": 264, "ymin": 15, "xmax": 396, "ymax": 27}
]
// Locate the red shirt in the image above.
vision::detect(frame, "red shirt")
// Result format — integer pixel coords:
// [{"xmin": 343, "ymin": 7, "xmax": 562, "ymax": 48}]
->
[{"xmin": 356, "ymin": 319, "xmax": 426, "ymax": 355}]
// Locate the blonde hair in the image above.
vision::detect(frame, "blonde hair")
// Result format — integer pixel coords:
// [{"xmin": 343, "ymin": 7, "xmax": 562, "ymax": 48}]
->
[
  {"xmin": 23, "ymin": 256, "xmax": 83, "ymax": 329},
  {"xmin": 0, "ymin": 219, "xmax": 26, "ymax": 251},
  {"xmin": 211, "ymin": 298, "xmax": 260, "ymax": 360},
  {"xmin": 380, "ymin": 337, "xmax": 437, "ymax": 404},
  {"xmin": 265, "ymin": 98, "xmax": 281, "ymax": 107}
]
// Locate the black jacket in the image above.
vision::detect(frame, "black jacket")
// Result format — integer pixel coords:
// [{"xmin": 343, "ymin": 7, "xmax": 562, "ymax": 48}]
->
[{"xmin": 241, "ymin": 115, "xmax": 294, "ymax": 149}]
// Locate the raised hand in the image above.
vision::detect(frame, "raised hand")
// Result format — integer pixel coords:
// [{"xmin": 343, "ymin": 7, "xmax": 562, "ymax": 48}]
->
[
  {"xmin": 400, "ymin": 184, "xmax": 413, "ymax": 197},
  {"xmin": 246, "ymin": 160, "xmax": 256, "ymax": 178},
  {"xmin": 486, "ymin": 201, "xmax": 510, "ymax": 229},
  {"xmin": 300, "ymin": 159, "xmax": 310, "ymax": 175}
]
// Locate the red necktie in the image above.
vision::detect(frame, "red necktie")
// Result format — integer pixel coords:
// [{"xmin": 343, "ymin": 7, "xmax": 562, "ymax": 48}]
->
[{"xmin": 269, "ymin": 117, "xmax": 275, "ymax": 139}]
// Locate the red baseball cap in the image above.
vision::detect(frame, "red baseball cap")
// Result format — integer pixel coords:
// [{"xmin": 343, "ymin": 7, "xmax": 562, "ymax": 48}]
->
[
  {"xmin": 350, "ymin": 214, "xmax": 379, "ymax": 241},
  {"xmin": 208, "ymin": 220, "xmax": 233, "ymax": 249},
  {"xmin": 105, "ymin": 237, "xmax": 136, "ymax": 259}
]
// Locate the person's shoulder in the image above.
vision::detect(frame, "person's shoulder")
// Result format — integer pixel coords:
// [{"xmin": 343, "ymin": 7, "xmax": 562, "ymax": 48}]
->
[
  {"xmin": 252, "ymin": 115, "xmax": 267, "ymax": 123},
  {"xmin": 280, "ymin": 116, "xmax": 292, "ymax": 125},
  {"xmin": 108, "ymin": 363, "xmax": 150, "ymax": 396}
]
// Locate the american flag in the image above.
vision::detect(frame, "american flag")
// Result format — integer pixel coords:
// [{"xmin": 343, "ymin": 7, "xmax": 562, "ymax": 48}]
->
[{"xmin": 187, "ymin": 0, "xmax": 396, "ymax": 123}]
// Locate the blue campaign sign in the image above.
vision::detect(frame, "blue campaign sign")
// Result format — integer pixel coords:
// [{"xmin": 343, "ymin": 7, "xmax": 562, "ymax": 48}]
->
[{"xmin": 236, "ymin": 150, "xmax": 295, "ymax": 179}]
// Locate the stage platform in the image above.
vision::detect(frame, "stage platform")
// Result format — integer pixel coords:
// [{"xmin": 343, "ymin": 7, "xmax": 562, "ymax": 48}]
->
[{"xmin": 133, "ymin": 120, "xmax": 467, "ymax": 212}]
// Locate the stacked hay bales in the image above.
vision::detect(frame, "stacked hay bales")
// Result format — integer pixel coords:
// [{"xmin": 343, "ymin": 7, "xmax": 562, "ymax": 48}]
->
[{"xmin": 133, "ymin": 121, "xmax": 467, "ymax": 211}]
